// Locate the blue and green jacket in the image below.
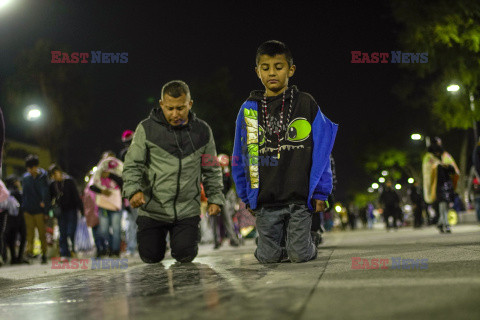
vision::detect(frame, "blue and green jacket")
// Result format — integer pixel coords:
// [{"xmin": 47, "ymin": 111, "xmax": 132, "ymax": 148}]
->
[{"xmin": 232, "ymin": 94, "xmax": 337, "ymax": 211}]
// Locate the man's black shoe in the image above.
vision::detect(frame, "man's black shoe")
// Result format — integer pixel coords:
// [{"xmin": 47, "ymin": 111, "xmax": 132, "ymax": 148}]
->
[{"xmin": 41, "ymin": 255, "xmax": 48, "ymax": 264}]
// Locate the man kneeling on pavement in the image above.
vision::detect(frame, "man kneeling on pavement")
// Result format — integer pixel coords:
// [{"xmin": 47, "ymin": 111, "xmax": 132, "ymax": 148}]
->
[{"xmin": 122, "ymin": 80, "xmax": 225, "ymax": 263}]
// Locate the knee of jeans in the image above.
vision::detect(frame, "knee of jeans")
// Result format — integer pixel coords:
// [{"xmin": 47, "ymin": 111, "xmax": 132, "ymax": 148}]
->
[
  {"xmin": 139, "ymin": 252, "xmax": 164, "ymax": 264},
  {"xmin": 255, "ymin": 249, "xmax": 282, "ymax": 264},
  {"xmin": 287, "ymin": 249, "xmax": 312, "ymax": 263},
  {"xmin": 172, "ymin": 246, "xmax": 197, "ymax": 263}
]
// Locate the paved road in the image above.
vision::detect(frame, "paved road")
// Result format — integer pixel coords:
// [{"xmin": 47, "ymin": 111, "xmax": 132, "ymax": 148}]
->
[{"xmin": 0, "ymin": 225, "xmax": 479, "ymax": 320}]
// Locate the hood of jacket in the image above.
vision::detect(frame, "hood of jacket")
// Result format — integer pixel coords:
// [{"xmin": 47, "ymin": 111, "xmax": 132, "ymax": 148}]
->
[{"xmin": 149, "ymin": 108, "xmax": 197, "ymax": 130}]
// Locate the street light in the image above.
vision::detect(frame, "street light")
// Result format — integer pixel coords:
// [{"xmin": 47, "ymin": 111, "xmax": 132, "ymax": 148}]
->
[
  {"xmin": 395, "ymin": 184, "xmax": 402, "ymax": 190},
  {"xmin": 408, "ymin": 178, "xmax": 414, "ymax": 184},
  {"xmin": 411, "ymin": 133, "xmax": 422, "ymax": 141},
  {"xmin": 372, "ymin": 183, "xmax": 379, "ymax": 190},
  {"xmin": 335, "ymin": 205, "xmax": 342, "ymax": 213},
  {"xmin": 0, "ymin": 0, "xmax": 11, "ymax": 9},
  {"xmin": 24, "ymin": 105, "xmax": 42, "ymax": 122},
  {"xmin": 381, "ymin": 170, "xmax": 388, "ymax": 176},
  {"xmin": 447, "ymin": 84, "xmax": 460, "ymax": 92},
  {"xmin": 378, "ymin": 177, "xmax": 385, "ymax": 183}
]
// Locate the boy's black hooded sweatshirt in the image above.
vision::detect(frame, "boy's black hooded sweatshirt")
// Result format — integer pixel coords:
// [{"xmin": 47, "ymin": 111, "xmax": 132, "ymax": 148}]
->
[{"xmin": 248, "ymin": 86, "xmax": 318, "ymax": 208}]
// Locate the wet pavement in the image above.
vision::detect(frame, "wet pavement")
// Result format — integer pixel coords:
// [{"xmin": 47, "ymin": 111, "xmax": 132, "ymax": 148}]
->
[{"xmin": 0, "ymin": 224, "xmax": 479, "ymax": 320}]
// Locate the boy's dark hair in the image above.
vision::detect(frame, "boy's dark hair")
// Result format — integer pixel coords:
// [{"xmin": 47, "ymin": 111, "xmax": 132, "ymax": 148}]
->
[
  {"xmin": 256, "ymin": 40, "xmax": 294, "ymax": 67},
  {"xmin": 48, "ymin": 163, "xmax": 62, "ymax": 176},
  {"xmin": 161, "ymin": 80, "xmax": 191, "ymax": 100},
  {"xmin": 25, "ymin": 154, "xmax": 40, "ymax": 168}
]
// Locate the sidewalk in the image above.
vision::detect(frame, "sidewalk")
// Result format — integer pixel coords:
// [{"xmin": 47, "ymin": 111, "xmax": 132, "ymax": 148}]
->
[{"xmin": 0, "ymin": 225, "xmax": 479, "ymax": 320}]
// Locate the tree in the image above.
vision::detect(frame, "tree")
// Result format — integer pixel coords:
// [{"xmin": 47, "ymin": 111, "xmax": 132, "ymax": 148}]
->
[
  {"xmin": 4, "ymin": 39, "xmax": 93, "ymax": 168},
  {"xmin": 391, "ymin": 0, "xmax": 480, "ymax": 196},
  {"xmin": 364, "ymin": 148, "xmax": 421, "ymax": 183}
]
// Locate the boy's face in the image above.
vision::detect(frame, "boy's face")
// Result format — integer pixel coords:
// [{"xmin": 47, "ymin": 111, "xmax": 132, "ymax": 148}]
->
[
  {"xmin": 256, "ymin": 54, "xmax": 295, "ymax": 96},
  {"xmin": 160, "ymin": 93, "xmax": 193, "ymax": 126}
]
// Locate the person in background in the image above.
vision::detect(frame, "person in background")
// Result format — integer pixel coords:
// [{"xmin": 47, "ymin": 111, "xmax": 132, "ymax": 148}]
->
[
  {"xmin": 367, "ymin": 203, "xmax": 375, "ymax": 229},
  {"xmin": 90, "ymin": 151, "xmax": 124, "ymax": 257},
  {"xmin": 48, "ymin": 164, "xmax": 84, "ymax": 260},
  {"xmin": 472, "ymin": 177, "xmax": 480, "ymax": 223},
  {"xmin": 211, "ymin": 154, "xmax": 240, "ymax": 249},
  {"xmin": 4, "ymin": 175, "xmax": 28, "ymax": 264},
  {"xmin": 422, "ymin": 137, "xmax": 460, "ymax": 233},
  {"xmin": 83, "ymin": 170, "xmax": 107, "ymax": 257},
  {"xmin": 119, "ymin": 130, "xmax": 138, "ymax": 256},
  {"xmin": 0, "ymin": 179, "xmax": 10, "ymax": 266},
  {"xmin": 409, "ymin": 181, "xmax": 424, "ymax": 228},
  {"xmin": 22, "ymin": 154, "xmax": 50, "ymax": 264},
  {"xmin": 379, "ymin": 180, "xmax": 400, "ymax": 231}
]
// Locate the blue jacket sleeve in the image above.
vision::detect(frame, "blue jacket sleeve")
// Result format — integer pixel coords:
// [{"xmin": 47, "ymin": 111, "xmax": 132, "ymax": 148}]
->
[
  {"xmin": 312, "ymin": 162, "xmax": 332, "ymax": 201},
  {"xmin": 232, "ymin": 107, "xmax": 248, "ymax": 205},
  {"xmin": 309, "ymin": 107, "xmax": 337, "ymax": 206}
]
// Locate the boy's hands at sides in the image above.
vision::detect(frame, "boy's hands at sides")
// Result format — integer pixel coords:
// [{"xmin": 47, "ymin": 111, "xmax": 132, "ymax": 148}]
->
[
  {"xmin": 314, "ymin": 200, "xmax": 327, "ymax": 213},
  {"xmin": 208, "ymin": 204, "xmax": 221, "ymax": 216}
]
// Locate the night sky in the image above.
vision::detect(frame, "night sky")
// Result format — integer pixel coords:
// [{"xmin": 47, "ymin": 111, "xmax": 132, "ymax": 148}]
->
[{"xmin": 0, "ymin": 0, "xmax": 430, "ymax": 201}]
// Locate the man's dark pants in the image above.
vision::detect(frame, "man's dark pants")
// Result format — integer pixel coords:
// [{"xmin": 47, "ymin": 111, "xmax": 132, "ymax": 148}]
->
[{"xmin": 137, "ymin": 215, "xmax": 200, "ymax": 263}]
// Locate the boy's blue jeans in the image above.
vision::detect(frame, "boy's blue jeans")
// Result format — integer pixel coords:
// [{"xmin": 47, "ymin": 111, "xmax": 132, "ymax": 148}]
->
[
  {"xmin": 254, "ymin": 204, "xmax": 317, "ymax": 263},
  {"xmin": 99, "ymin": 208, "xmax": 122, "ymax": 253}
]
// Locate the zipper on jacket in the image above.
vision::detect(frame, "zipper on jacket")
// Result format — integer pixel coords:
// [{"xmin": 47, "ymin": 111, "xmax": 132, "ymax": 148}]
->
[
  {"xmin": 193, "ymin": 177, "xmax": 201, "ymax": 206},
  {"xmin": 144, "ymin": 173, "xmax": 156, "ymax": 209},
  {"xmin": 173, "ymin": 150, "xmax": 182, "ymax": 222}
]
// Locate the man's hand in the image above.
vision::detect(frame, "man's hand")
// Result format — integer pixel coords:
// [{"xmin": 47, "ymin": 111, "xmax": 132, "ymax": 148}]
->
[
  {"xmin": 314, "ymin": 200, "xmax": 327, "ymax": 213},
  {"xmin": 207, "ymin": 203, "xmax": 221, "ymax": 216},
  {"xmin": 101, "ymin": 189, "xmax": 112, "ymax": 196},
  {"xmin": 130, "ymin": 192, "xmax": 145, "ymax": 208}
]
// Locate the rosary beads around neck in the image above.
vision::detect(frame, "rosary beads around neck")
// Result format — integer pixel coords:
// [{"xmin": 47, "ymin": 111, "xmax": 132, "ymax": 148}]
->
[{"xmin": 261, "ymin": 87, "xmax": 294, "ymax": 159}]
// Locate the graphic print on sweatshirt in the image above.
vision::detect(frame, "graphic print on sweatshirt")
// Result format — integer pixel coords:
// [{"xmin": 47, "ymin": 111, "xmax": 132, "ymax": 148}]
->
[{"xmin": 259, "ymin": 117, "xmax": 312, "ymax": 155}]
